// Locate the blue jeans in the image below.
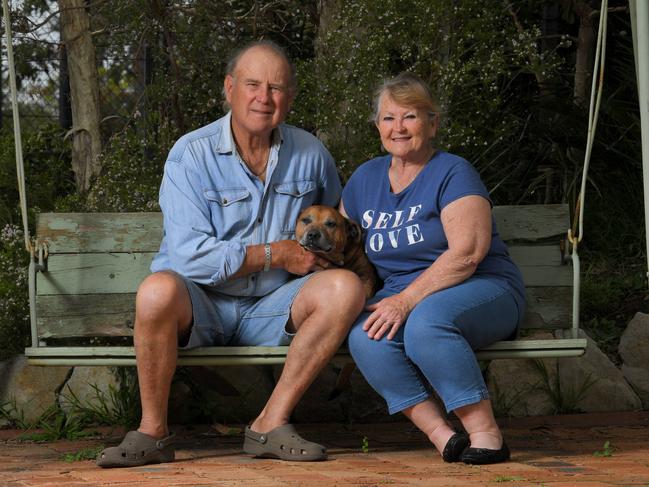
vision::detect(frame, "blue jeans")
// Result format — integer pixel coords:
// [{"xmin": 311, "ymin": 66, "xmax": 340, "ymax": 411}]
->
[{"xmin": 347, "ymin": 277, "xmax": 521, "ymax": 414}]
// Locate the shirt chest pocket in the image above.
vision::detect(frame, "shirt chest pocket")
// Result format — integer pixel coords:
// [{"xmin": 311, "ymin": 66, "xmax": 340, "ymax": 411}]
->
[
  {"xmin": 273, "ymin": 179, "xmax": 317, "ymax": 235},
  {"xmin": 204, "ymin": 188, "xmax": 252, "ymax": 238}
]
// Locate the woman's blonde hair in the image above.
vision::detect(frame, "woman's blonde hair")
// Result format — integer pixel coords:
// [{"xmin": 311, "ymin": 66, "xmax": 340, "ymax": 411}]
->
[{"xmin": 372, "ymin": 72, "xmax": 440, "ymax": 123}]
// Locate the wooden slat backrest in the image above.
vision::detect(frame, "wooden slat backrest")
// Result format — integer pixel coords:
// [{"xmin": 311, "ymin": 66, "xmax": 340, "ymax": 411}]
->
[
  {"xmin": 37, "ymin": 212, "xmax": 162, "ymax": 253},
  {"xmin": 35, "ymin": 205, "xmax": 572, "ymax": 340}
]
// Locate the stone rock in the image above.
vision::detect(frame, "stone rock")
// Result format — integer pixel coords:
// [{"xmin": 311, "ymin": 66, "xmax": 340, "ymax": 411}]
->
[
  {"xmin": 486, "ymin": 331, "xmax": 558, "ymax": 417},
  {"xmin": 619, "ymin": 312, "xmax": 649, "ymax": 368},
  {"xmin": 0, "ymin": 355, "xmax": 71, "ymax": 424},
  {"xmin": 487, "ymin": 329, "xmax": 642, "ymax": 416},
  {"xmin": 557, "ymin": 329, "xmax": 641, "ymax": 412},
  {"xmin": 487, "ymin": 356, "xmax": 557, "ymax": 417},
  {"xmin": 621, "ymin": 365, "xmax": 649, "ymax": 409},
  {"xmin": 59, "ymin": 366, "xmax": 121, "ymax": 414}
]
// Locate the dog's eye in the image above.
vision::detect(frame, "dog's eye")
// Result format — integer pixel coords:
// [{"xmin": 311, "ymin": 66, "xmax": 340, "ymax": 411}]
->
[
  {"xmin": 325, "ymin": 221, "xmax": 337, "ymax": 228},
  {"xmin": 300, "ymin": 217, "xmax": 312, "ymax": 225}
]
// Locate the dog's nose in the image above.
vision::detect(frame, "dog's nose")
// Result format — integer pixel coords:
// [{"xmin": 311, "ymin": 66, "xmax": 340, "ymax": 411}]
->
[{"xmin": 306, "ymin": 229, "xmax": 320, "ymax": 242}]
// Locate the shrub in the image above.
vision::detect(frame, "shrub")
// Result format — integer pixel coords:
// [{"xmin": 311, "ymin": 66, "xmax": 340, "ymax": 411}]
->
[{"xmin": 0, "ymin": 224, "xmax": 29, "ymax": 360}]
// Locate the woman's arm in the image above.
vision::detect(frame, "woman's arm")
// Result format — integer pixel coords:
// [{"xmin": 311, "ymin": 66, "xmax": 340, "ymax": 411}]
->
[{"xmin": 363, "ymin": 194, "xmax": 492, "ymax": 340}]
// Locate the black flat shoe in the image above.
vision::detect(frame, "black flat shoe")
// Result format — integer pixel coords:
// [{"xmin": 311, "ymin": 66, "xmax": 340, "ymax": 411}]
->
[
  {"xmin": 441, "ymin": 432, "xmax": 470, "ymax": 463},
  {"xmin": 461, "ymin": 441, "xmax": 510, "ymax": 465}
]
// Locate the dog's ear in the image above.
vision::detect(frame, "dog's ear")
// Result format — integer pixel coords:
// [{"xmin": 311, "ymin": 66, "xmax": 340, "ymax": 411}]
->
[{"xmin": 345, "ymin": 218, "xmax": 362, "ymax": 245}]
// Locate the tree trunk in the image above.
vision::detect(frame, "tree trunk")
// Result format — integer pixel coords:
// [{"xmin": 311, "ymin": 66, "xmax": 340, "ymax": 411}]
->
[
  {"xmin": 59, "ymin": 0, "xmax": 102, "ymax": 192},
  {"xmin": 151, "ymin": 0, "xmax": 185, "ymax": 133},
  {"xmin": 58, "ymin": 42, "xmax": 72, "ymax": 130},
  {"xmin": 569, "ymin": 0, "xmax": 596, "ymax": 104}
]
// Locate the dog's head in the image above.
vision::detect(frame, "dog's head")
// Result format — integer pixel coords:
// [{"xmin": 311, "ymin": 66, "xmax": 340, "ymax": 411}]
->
[{"xmin": 295, "ymin": 205, "xmax": 362, "ymax": 265}]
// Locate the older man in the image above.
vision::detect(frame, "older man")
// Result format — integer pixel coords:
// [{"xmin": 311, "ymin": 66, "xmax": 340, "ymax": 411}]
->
[{"xmin": 97, "ymin": 41, "xmax": 365, "ymax": 467}]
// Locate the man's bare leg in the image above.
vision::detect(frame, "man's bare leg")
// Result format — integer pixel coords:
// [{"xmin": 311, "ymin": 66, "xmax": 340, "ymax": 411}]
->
[
  {"xmin": 250, "ymin": 269, "xmax": 365, "ymax": 432},
  {"xmin": 134, "ymin": 271, "xmax": 193, "ymax": 439}
]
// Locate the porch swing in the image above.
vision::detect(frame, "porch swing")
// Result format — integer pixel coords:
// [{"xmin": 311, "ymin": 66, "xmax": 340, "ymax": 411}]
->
[{"xmin": 10, "ymin": 2, "xmax": 639, "ymax": 367}]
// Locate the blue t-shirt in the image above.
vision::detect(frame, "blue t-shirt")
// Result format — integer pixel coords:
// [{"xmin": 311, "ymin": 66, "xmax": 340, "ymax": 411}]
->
[{"xmin": 342, "ymin": 151, "xmax": 525, "ymax": 314}]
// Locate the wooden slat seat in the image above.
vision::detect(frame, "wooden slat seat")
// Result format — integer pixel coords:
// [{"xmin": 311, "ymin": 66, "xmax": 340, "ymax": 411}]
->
[{"xmin": 25, "ymin": 204, "xmax": 587, "ymax": 365}]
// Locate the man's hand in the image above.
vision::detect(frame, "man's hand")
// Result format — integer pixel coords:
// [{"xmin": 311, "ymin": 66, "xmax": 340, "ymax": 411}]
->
[{"xmin": 273, "ymin": 240, "xmax": 332, "ymax": 275}]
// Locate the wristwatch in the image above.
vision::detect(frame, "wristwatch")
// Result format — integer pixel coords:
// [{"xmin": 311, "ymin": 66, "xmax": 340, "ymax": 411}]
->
[{"xmin": 263, "ymin": 243, "xmax": 272, "ymax": 272}]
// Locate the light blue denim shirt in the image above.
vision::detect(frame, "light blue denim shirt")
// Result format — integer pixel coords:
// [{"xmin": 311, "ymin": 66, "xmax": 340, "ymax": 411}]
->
[{"xmin": 151, "ymin": 111, "xmax": 342, "ymax": 296}]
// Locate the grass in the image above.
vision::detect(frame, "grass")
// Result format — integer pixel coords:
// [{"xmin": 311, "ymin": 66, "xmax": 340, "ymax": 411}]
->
[
  {"xmin": 0, "ymin": 400, "xmax": 29, "ymax": 430},
  {"xmin": 493, "ymin": 476, "xmax": 525, "ymax": 483},
  {"xmin": 490, "ymin": 379, "xmax": 532, "ymax": 418},
  {"xmin": 16, "ymin": 405, "xmax": 99, "ymax": 442},
  {"xmin": 361, "ymin": 436, "xmax": 369, "ymax": 453},
  {"xmin": 531, "ymin": 359, "xmax": 598, "ymax": 415},
  {"xmin": 62, "ymin": 445, "xmax": 105, "ymax": 462},
  {"xmin": 1, "ymin": 368, "xmax": 139, "ymax": 442},
  {"xmin": 1, "ymin": 401, "xmax": 99, "ymax": 442},
  {"xmin": 61, "ymin": 367, "xmax": 140, "ymax": 429},
  {"xmin": 593, "ymin": 440, "xmax": 615, "ymax": 457}
]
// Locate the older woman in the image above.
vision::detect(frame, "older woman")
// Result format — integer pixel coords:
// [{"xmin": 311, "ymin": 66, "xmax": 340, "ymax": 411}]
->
[{"xmin": 340, "ymin": 73, "xmax": 525, "ymax": 464}]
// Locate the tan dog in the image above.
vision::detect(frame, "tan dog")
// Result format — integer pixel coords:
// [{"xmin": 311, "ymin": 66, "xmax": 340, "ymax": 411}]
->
[{"xmin": 295, "ymin": 205, "xmax": 377, "ymax": 299}]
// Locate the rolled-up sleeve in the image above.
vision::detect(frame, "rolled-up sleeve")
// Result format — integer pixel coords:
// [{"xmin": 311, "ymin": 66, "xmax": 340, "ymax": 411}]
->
[{"xmin": 157, "ymin": 158, "xmax": 246, "ymax": 286}]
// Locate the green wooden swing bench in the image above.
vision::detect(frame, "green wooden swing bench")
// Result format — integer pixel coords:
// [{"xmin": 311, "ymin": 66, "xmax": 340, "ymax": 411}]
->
[{"xmin": 24, "ymin": 203, "xmax": 587, "ymax": 366}]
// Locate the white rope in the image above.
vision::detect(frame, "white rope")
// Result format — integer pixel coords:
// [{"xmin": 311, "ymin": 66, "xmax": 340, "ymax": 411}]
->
[
  {"xmin": 571, "ymin": 0, "xmax": 609, "ymax": 246},
  {"xmin": 2, "ymin": 0, "xmax": 31, "ymax": 252},
  {"xmin": 568, "ymin": 0, "xmax": 609, "ymax": 338}
]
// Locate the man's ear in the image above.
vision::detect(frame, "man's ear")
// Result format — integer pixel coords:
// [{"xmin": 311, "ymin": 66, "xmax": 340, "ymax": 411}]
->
[{"xmin": 345, "ymin": 218, "xmax": 362, "ymax": 245}]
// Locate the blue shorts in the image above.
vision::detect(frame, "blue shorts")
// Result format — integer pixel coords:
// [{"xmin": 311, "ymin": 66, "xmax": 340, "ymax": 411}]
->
[{"xmin": 178, "ymin": 274, "xmax": 313, "ymax": 349}]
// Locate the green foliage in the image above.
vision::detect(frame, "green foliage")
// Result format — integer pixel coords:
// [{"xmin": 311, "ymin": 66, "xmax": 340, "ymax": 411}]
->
[
  {"xmin": 493, "ymin": 476, "xmax": 526, "ymax": 483},
  {"xmin": 0, "ymin": 399, "xmax": 29, "ymax": 429},
  {"xmin": 294, "ymin": 0, "xmax": 568, "ymax": 195},
  {"xmin": 593, "ymin": 440, "xmax": 615, "ymax": 457},
  {"xmin": 490, "ymin": 378, "xmax": 531, "ymax": 418},
  {"xmin": 82, "ymin": 130, "xmax": 166, "ymax": 212},
  {"xmin": 2, "ymin": 400, "xmax": 96, "ymax": 442},
  {"xmin": 62, "ymin": 368, "xmax": 141, "ymax": 429},
  {"xmin": 2, "ymin": 369, "xmax": 139, "ymax": 438},
  {"xmin": 581, "ymin": 259, "xmax": 648, "ymax": 363},
  {"xmin": 18, "ymin": 405, "xmax": 93, "ymax": 441},
  {"xmin": 361, "ymin": 435, "xmax": 369, "ymax": 453},
  {"xmin": 531, "ymin": 359, "xmax": 598, "ymax": 415},
  {"xmin": 0, "ymin": 1, "xmax": 643, "ymax": 370},
  {"xmin": 0, "ymin": 125, "xmax": 74, "ymax": 226},
  {"xmin": 62, "ymin": 445, "xmax": 105, "ymax": 462},
  {"xmin": 0, "ymin": 125, "xmax": 73, "ymax": 359},
  {"xmin": 0, "ymin": 224, "xmax": 29, "ymax": 360}
]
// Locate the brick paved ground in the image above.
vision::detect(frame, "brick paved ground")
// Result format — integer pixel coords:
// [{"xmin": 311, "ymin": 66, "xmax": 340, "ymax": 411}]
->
[{"xmin": 1, "ymin": 411, "xmax": 648, "ymax": 486}]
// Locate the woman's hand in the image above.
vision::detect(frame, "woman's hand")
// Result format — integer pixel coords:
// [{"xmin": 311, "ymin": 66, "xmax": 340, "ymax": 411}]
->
[{"xmin": 363, "ymin": 293, "xmax": 416, "ymax": 341}]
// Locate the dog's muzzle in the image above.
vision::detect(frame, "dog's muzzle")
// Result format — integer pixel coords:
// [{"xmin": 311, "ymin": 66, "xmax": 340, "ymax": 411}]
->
[{"xmin": 301, "ymin": 229, "xmax": 332, "ymax": 252}]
